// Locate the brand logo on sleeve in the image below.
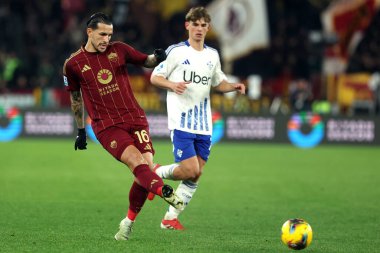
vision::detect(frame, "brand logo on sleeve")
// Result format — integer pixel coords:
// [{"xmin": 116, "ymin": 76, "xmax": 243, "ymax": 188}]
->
[
  {"xmin": 156, "ymin": 63, "xmax": 164, "ymax": 72},
  {"xmin": 63, "ymin": 76, "xmax": 68, "ymax": 86}
]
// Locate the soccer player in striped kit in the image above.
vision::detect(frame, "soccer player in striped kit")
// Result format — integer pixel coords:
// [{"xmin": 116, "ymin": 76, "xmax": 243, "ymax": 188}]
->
[
  {"xmin": 63, "ymin": 12, "xmax": 183, "ymax": 240},
  {"xmin": 150, "ymin": 7, "xmax": 245, "ymax": 230}
]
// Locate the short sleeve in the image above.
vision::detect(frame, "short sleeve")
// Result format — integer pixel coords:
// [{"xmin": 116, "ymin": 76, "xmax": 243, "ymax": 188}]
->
[
  {"xmin": 63, "ymin": 59, "xmax": 80, "ymax": 91},
  {"xmin": 212, "ymin": 54, "xmax": 227, "ymax": 87},
  {"xmin": 151, "ymin": 47, "xmax": 176, "ymax": 78}
]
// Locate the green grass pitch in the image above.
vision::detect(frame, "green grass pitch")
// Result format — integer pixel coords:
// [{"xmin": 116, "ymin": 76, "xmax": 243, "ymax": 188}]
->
[{"xmin": 1, "ymin": 139, "xmax": 380, "ymax": 252}]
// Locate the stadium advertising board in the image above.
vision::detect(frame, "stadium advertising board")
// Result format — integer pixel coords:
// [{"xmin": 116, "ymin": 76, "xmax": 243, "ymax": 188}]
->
[
  {"xmin": 226, "ymin": 116, "xmax": 275, "ymax": 140},
  {"xmin": 0, "ymin": 94, "xmax": 35, "ymax": 109},
  {"xmin": 1, "ymin": 108, "xmax": 379, "ymax": 147},
  {"xmin": 326, "ymin": 118, "xmax": 375, "ymax": 142},
  {"xmin": 24, "ymin": 111, "xmax": 73, "ymax": 136},
  {"xmin": 0, "ymin": 107, "xmax": 23, "ymax": 142},
  {"xmin": 224, "ymin": 113, "xmax": 380, "ymax": 147}
]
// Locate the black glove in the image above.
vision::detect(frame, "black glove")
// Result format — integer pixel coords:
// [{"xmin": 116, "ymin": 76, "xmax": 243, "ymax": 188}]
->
[
  {"xmin": 75, "ymin": 128, "xmax": 87, "ymax": 150},
  {"xmin": 154, "ymin": 49, "xmax": 166, "ymax": 63}
]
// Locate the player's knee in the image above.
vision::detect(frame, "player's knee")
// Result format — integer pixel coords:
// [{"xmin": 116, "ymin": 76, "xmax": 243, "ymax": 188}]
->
[
  {"xmin": 193, "ymin": 170, "xmax": 202, "ymax": 182},
  {"xmin": 191, "ymin": 171, "xmax": 202, "ymax": 182},
  {"xmin": 121, "ymin": 150, "xmax": 145, "ymax": 168},
  {"xmin": 181, "ymin": 165, "xmax": 199, "ymax": 180}
]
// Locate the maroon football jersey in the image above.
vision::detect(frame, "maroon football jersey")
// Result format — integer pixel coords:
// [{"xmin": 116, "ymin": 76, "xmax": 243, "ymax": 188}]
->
[{"xmin": 63, "ymin": 42, "xmax": 148, "ymax": 135}]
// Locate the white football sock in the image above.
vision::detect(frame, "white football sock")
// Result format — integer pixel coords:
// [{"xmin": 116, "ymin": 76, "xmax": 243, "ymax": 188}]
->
[
  {"xmin": 155, "ymin": 164, "xmax": 178, "ymax": 179},
  {"xmin": 164, "ymin": 180, "xmax": 198, "ymax": 220}
]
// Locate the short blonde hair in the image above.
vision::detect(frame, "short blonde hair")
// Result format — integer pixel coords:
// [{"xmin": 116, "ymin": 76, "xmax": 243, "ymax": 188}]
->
[{"xmin": 185, "ymin": 7, "xmax": 211, "ymax": 23}]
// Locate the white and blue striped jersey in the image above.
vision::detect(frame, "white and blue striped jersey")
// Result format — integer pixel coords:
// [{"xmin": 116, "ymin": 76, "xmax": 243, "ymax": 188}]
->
[{"xmin": 152, "ymin": 41, "xmax": 227, "ymax": 135}]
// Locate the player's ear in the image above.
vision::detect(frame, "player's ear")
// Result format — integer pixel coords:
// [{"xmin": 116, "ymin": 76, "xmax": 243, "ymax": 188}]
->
[
  {"xmin": 185, "ymin": 21, "xmax": 190, "ymax": 31},
  {"xmin": 86, "ymin": 28, "xmax": 92, "ymax": 37}
]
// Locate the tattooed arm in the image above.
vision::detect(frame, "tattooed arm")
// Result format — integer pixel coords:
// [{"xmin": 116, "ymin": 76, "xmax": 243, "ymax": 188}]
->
[
  {"xmin": 70, "ymin": 90, "xmax": 85, "ymax": 129},
  {"xmin": 70, "ymin": 90, "xmax": 87, "ymax": 150}
]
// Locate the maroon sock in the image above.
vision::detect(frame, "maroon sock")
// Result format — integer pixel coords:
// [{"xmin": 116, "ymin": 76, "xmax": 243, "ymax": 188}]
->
[
  {"xmin": 128, "ymin": 181, "xmax": 148, "ymax": 220},
  {"xmin": 133, "ymin": 164, "xmax": 164, "ymax": 196}
]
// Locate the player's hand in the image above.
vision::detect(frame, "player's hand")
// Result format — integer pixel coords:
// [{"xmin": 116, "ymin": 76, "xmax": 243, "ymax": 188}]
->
[
  {"xmin": 234, "ymin": 83, "xmax": 246, "ymax": 95},
  {"xmin": 172, "ymin": 81, "xmax": 190, "ymax": 95},
  {"xmin": 154, "ymin": 49, "xmax": 166, "ymax": 63},
  {"xmin": 75, "ymin": 128, "xmax": 87, "ymax": 150}
]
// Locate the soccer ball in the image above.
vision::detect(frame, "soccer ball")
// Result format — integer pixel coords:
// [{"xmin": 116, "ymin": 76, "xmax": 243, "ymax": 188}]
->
[{"xmin": 281, "ymin": 218, "xmax": 312, "ymax": 250}]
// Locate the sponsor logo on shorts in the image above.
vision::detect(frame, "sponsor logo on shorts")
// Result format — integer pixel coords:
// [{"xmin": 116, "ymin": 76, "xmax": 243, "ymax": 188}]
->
[
  {"xmin": 176, "ymin": 149, "xmax": 183, "ymax": 158},
  {"xmin": 110, "ymin": 140, "xmax": 117, "ymax": 149},
  {"xmin": 144, "ymin": 144, "xmax": 152, "ymax": 150}
]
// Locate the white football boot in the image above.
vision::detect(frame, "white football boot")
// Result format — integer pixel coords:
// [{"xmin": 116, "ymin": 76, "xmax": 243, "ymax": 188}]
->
[{"xmin": 114, "ymin": 217, "xmax": 134, "ymax": 241}]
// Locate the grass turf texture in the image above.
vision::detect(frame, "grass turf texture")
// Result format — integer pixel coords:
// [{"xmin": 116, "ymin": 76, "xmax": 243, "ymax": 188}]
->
[{"xmin": 1, "ymin": 139, "xmax": 380, "ymax": 253}]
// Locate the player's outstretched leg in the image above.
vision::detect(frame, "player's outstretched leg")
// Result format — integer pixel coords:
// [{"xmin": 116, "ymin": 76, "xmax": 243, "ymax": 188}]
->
[
  {"xmin": 147, "ymin": 163, "xmax": 161, "ymax": 200},
  {"xmin": 114, "ymin": 217, "xmax": 134, "ymax": 241},
  {"xmin": 132, "ymin": 164, "xmax": 183, "ymax": 209}
]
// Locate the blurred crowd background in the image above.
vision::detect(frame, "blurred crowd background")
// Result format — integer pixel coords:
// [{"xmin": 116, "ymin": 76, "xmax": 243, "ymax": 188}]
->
[{"xmin": 0, "ymin": 0, "xmax": 379, "ymax": 115}]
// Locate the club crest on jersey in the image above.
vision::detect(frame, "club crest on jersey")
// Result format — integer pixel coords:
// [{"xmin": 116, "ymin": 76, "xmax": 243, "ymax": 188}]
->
[
  {"xmin": 107, "ymin": 52, "xmax": 118, "ymax": 62},
  {"xmin": 110, "ymin": 140, "xmax": 117, "ymax": 149},
  {"xmin": 207, "ymin": 61, "xmax": 213, "ymax": 70},
  {"xmin": 97, "ymin": 69, "xmax": 113, "ymax": 84}
]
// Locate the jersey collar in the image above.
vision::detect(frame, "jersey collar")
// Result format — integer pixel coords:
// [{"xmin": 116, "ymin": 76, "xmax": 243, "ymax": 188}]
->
[{"xmin": 185, "ymin": 40, "xmax": 207, "ymax": 48}]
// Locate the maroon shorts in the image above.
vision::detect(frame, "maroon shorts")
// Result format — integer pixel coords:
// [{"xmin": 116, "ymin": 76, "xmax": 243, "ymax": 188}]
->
[{"xmin": 96, "ymin": 122, "xmax": 155, "ymax": 161}]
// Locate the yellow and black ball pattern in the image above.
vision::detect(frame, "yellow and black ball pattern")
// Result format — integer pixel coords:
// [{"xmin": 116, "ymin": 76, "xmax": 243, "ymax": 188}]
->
[{"xmin": 281, "ymin": 218, "xmax": 313, "ymax": 250}]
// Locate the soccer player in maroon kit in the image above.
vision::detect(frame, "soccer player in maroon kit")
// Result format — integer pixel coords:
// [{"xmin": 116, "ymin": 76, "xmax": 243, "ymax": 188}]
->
[{"xmin": 63, "ymin": 13, "xmax": 183, "ymax": 241}]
